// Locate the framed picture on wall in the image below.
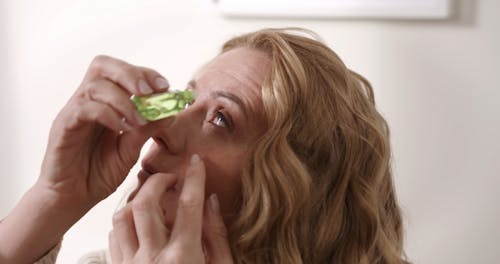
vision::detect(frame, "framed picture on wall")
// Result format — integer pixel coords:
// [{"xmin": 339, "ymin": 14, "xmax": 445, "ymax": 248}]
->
[{"xmin": 213, "ymin": 0, "xmax": 451, "ymax": 19}]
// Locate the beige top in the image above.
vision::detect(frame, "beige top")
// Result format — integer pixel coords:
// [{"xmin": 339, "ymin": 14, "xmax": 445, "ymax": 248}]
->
[{"xmin": 35, "ymin": 242, "xmax": 110, "ymax": 264}]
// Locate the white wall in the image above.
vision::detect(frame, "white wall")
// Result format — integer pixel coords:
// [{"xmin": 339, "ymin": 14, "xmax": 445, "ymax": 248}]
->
[{"xmin": 1, "ymin": 0, "xmax": 499, "ymax": 263}]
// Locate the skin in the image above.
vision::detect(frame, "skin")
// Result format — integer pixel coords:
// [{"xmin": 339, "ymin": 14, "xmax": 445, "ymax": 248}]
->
[
  {"xmin": 0, "ymin": 47, "xmax": 271, "ymax": 263},
  {"xmin": 111, "ymin": 48, "xmax": 271, "ymax": 262},
  {"xmin": 134, "ymin": 47, "xmax": 270, "ymax": 227}
]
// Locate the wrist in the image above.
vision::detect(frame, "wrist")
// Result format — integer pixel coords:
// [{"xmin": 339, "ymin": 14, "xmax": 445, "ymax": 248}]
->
[
  {"xmin": 0, "ymin": 183, "xmax": 92, "ymax": 263},
  {"xmin": 32, "ymin": 179, "xmax": 97, "ymax": 215}
]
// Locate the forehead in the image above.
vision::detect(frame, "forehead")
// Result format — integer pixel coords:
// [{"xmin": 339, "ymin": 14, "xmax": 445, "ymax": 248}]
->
[
  {"xmin": 194, "ymin": 47, "xmax": 271, "ymax": 108},
  {"xmin": 203, "ymin": 47, "xmax": 271, "ymax": 87},
  {"xmin": 193, "ymin": 47, "xmax": 271, "ymax": 132}
]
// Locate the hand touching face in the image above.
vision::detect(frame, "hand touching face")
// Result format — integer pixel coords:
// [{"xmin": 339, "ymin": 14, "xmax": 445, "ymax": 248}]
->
[
  {"xmin": 111, "ymin": 48, "xmax": 271, "ymax": 263},
  {"xmin": 135, "ymin": 47, "xmax": 271, "ymax": 227},
  {"xmin": 110, "ymin": 155, "xmax": 233, "ymax": 264}
]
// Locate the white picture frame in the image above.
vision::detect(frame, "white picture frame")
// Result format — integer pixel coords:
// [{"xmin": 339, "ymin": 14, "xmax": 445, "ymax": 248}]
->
[{"xmin": 213, "ymin": 0, "xmax": 451, "ymax": 19}]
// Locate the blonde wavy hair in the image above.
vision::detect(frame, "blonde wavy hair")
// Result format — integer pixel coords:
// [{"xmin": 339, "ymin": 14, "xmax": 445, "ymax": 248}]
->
[{"xmin": 222, "ymin": 28, "xmax": 409, "ymax": 263}]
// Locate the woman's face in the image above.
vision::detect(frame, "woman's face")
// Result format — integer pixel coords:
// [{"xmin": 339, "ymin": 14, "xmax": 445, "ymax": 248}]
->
[{"xmin": 137, "ymin": 47, "xmax": 271, "ymax": 226}]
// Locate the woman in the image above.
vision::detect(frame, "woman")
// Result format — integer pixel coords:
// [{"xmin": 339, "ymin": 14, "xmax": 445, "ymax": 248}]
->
[{"xmin": 0, "ymin": 28, "xmax": 409, "ymax": 263}]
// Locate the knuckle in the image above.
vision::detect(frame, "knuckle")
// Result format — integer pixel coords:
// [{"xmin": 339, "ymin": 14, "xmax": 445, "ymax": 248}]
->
[
  {"xmin": 90, "ymin": 55, "xmax": 109, "ymax": 70},
  {"xmin": 177, "ymin": 195, "xmax": 202, "ymax": 210},
  {"xmin": 131, "ymin": 196, "xmax": 155, "ymax": 212},
  {"xmin": 89, "ymin": 105, "xmax": 104, "ymax": 119},
  {"xmin": 84, "ymin": 81, "xmax": 99, "ymax": 95},
  {"xmin": 94, "ymin": 54, "xmax": 110, "ymax": 62},
  {"xmin": 73, "ymin": 104, "xmax": 87, "ymax": 120},
  {"xmin": 164, "ymin": 249, "xmax": 189, "ymax": 264},
  {"xmin": 112, "ymin": 208, "xmax": 130, "ymax": 225},
  {"xmin": 212, "ymin": 224, "xmax": 229, "ymax": 238}
]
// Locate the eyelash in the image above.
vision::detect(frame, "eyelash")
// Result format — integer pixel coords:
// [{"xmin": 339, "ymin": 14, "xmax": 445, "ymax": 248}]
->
[
  {"xmin": 209, "ymin": 110, "xmax": 231, "ymax": 129},
  {"xmin": 185, "ymin": 98, "xmax": 233, "ymax": 131}
]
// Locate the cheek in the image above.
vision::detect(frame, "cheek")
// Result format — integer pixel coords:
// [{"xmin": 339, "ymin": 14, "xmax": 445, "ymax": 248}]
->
[
  {"xmin": 202, "ymin": 148, "xmax": 246, "ymax": 216},
  {"xmin": 187, "ymin": 136, "xmax": 246, "ymax": 190},
  {"xmin": 158, "ymin": 151, "xmax": 245, "ymax": 229},
  {"xmin": 148, "ymin": 132, "xmax": 249, "ymax": 223}
]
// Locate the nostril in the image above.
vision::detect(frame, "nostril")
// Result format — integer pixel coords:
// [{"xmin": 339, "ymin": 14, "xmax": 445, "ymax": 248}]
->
[
  {"xmin": 152, "ymin": 112, "xmax": 189, "ymax": 155},
  {"xmin": 153, "ymin": 137, "xmax": 169, "ymax": 152},
  {"xmin": 152, "ymin": 135, "xmax": 181, "ymax": 155},
  {"xmin": 152, "ymin": 137, "xmax": 164, "ymax": 147}
]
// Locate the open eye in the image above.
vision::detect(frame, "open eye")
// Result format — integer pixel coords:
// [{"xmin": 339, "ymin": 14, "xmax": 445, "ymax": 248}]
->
[{"xmin": 209, "ymin": 111, "xmax": 229, "ymax": 128}]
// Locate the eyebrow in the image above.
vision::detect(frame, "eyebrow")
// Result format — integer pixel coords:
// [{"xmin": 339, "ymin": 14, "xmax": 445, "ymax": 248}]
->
[{"xmin": 188, "ymin": 80, "xmax": 249, "ymax": 120}]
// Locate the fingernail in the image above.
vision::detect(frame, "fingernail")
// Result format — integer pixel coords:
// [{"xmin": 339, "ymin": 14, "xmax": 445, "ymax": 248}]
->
[
  {"xmin": 190, "ymin": 153, "xmax": 200, "ymax": 165},
  {"xmin": 121, "ymin": 118, "xmax": 133, "ymax": 131},
  {"xmin": 155, "ymin": 77, "xmax": 169, "ymax": 90},
  {"xmin": 134, "ymin": 111, "xmax": 148, "ymax": 126},
  {"xmin": 138, "ymin": 79, "xmax": 153, "ymax": 94},
  {"xmin": 209, "ymin": 193, "xmax": 220, "ymax": 213}
]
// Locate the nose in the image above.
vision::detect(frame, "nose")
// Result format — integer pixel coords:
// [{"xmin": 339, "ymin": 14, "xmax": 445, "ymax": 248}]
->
[{"xmin": 154, "ymin": 106, "xmax": 198, "ymax": 155}]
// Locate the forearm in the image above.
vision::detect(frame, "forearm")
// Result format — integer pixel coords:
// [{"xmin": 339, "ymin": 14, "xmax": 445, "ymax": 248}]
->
[{"xmin": 0, "ymin": 183, "xmax": 91, "ymax": 263}]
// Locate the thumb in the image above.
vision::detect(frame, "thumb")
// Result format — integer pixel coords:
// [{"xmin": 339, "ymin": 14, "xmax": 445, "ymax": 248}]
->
[{"xmin": 203, "ymin": 194, "xmax": 233, "ymax": 264}]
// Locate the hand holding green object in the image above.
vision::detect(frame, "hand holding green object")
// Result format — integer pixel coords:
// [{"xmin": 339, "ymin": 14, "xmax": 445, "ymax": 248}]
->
[
  {"xmin": 0, "ymin": 55, "xmax": 172, "ymax": 263},
  {"xmin": 132, "ymin": 90, "xmax": 196, "ymax": 121}
]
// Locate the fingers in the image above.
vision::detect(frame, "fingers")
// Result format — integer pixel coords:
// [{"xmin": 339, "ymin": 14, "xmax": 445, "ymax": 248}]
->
[
  {"xmin": 203, "ymin": 194, "xmax": 233, "ymax": 263},
  {"xmin": 138, "ymin": 66, "xmax": 170, "ymax": 94},
  {"xmin": 86, "ymin": 55, "xmax": 169, "ymax": 96},
  {"xmin": 171, "ymin": 154, "xmax": 206, "ymax": 248},
  {"xmin": 112, "ymin": 206, "xmax": 138, "ymax": 259},
  {"xmin": 78, "ymin": 55, "xmax": 171, "ymax": 131},
  {"xmin": 85, "ymin": 79, "xmax": 147, "ymax": 127},
  {"xmin": 63, "ymin": 100, "xmax": 129, "ymax": 134},
  {"xmin": 74, "ymin": 55, "xmax": 171, "ymax": 133},
  {"xmin": 63, "ymin": 55, "xmax": 171, "ymax": 135},
  {"xmin": 111, "ymin": 173, "xmax": 176, "ymax": 261},
  {"xmin": 131, "ymin": 173, "xmax": 176, "ymax": 251},
  {"xmin": 110, "ymin": 155, "xmax": 233, "ymax": 263},
  {"xmin": 108, "ymin": 230, "xmax": 123, "ymax": 264}
]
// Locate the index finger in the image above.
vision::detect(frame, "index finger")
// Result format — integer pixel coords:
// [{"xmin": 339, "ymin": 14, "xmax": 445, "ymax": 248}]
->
[
  {"xmin": 131, "ymin": 172, "xmax": 177, "ymax": 250},
  {"xmin": 85, "ymin": 55, "xmax": 170, "ymax": 96},
  {"xmin": 170, "ymin": 154, "xmax": 206, "ymax": 247}
]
